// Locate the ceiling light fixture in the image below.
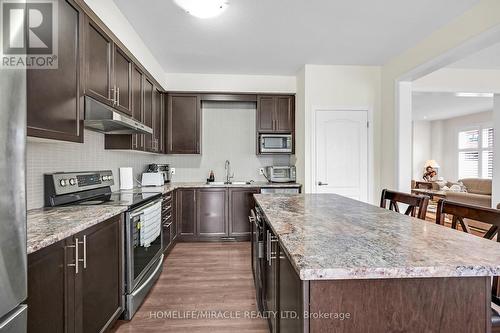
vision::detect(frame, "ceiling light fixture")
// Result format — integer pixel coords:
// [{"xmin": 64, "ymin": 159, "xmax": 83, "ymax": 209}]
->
[
  {"xmin": 455, "ymin": 92, "xmax": 494, "ymax": 98},
  {"xmin": 173, "ymin": 0, "xmax": 229, "ymax": 19}
]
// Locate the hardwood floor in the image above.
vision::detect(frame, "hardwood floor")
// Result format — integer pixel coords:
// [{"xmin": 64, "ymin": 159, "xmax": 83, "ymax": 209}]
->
[{"xmin": 111, "ymin": 242, "xmax": 269, "ymax": 333}]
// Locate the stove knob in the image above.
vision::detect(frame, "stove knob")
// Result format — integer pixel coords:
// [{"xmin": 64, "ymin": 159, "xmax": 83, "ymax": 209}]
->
[
  {"xmin": 108, "ymin": 175, "xmax": 113, "ymax": 180},
  {"xmin": 59, "ymin": 179, "xmax": 67, "ymax": 187},
  {"xmin": 69, "ymin": 178, "xmax": 77, "ymax": 186},
  {"xmin": 102, "ymin": 175, "xmax": 108, "ymax": 181}
]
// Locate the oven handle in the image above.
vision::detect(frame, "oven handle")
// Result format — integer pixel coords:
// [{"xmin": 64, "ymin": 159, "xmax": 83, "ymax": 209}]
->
[{"xmin": 130, "ymin": 198, "xmax": 162, "ymax": 218}]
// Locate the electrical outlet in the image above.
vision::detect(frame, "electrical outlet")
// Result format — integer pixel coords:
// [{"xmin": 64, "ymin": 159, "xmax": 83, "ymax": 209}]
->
[
  {"xmin": 259, "ymin": 168, "xmax": 264, "ymax": 175},
  {"xmin": 171, "ymin": 168, "xmax": 176, "ymax": 175}
]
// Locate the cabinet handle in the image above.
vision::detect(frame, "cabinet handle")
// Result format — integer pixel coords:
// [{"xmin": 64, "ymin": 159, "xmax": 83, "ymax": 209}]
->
[
  {"xmin": 117, "ymin": 87, "xmax": 120, "ymax": 106},
  {"xmin": 80, "ymin": 235, "xmax": 87, "ymax": 269},
  {"xmin": 67, "ymin": 237, "xmax": 79, "ymax": 274}
]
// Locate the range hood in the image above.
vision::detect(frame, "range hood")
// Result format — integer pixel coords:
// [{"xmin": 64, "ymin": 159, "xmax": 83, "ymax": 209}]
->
[{"xmin": 84, "ymin": 96, "xmax": 153, "ymax": 135}]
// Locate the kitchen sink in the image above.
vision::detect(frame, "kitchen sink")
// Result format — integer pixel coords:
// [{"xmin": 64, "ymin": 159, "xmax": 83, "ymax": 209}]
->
[{"xmin": 206, "ymin": 181, "xmax": 252, "ymax": 185}]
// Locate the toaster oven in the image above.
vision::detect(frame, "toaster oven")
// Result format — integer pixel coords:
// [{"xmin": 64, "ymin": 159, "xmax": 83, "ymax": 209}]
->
[{"xmin": 264, "ymin": 166, "xmax": 296, "ymax": 183}]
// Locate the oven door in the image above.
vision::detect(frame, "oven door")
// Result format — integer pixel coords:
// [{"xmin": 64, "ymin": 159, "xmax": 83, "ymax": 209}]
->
[
  {"xmin": 125, "ymin": 198, "xmax": 163, "ymax": 292},
  {"xmin": 260, "ymin": 134, "xmax": 292, "ymax": 153}
]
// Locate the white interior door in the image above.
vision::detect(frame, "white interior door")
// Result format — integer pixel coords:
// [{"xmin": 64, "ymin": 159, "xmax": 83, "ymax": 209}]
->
[{"xmin": 315, "ymin": 110, "xmax": 368, "ymax": 202}]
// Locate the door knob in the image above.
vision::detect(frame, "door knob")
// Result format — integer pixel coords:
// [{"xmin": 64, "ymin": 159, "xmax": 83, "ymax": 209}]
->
[{"xmin": 318, "ymin": 181, "xmax": 328, "ymax": 186}]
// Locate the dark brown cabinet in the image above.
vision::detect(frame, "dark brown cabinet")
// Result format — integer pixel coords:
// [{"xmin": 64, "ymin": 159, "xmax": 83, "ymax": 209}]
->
[
  {"xmin": 257, "ymin": 95, "xmax": 295, "ymax": 133},
  {"xmin": 27, "ymin": 239, "xmax": 74, "ymax": 333},
  {"xmin": 84, "ymin": 17, "xmax": 113, "ymax": 106},
  {"xmin": 113, "ymin": 47, "xmax": 133, "ymax": 116},
  {"xmin": 166, "ymin": 94, "xmax": 201, "ymax": 154},
  {"xmin": 131, "ymin": 66, "xmax": 145, "ymax": 150},
  {"xmin": 229, "ymin": 188, "xmax": 259, "ymax": 237},
  {"xmin": 279, "ymin": 247, "xmax": 303, "ymax": 333},
  {"xmin": 153, "ymin": 88, "xmax": 164, "ymax": 153},
  {"xmin": 27, "ymin": 215, "xmax": 123, "ymax": 333},
  {"xmin": 197, "ymin": 188, "xmax": 228, "ymax": 237},
  {"xmin": 177, "ymin": 189, "xmax": 196, "ymax": 237},
  {"xmin": 85, "ymin": 16, "xmax": 134, "ymax": 115},
  {"xmin": 143, "ymin": 78, "xmax": 155, "ymax": 152},
  {"xmin": 79, "ymin": 216, "xmax": 123, "ymax": 333},
  {"xmin": 162, "ymin": 192, "xmax": 175, "ymax": 253},
  {"xmin": 27, "ymin": 0, "xmax": 84, "ymax": 143},
  {"xmin": 264, "ymin": 225, "xmax": 279, "ymax": 332}
]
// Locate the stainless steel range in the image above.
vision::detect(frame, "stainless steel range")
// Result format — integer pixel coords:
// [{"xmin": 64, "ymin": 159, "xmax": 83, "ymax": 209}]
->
[{"xmin": 44, "ymin": 170, "xmax": 164, "ymax": 320}]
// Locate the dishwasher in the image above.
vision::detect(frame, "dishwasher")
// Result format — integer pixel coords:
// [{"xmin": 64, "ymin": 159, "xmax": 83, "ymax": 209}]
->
[{"xmin": 260, "ymin": 187, "xmax": 300, "ymax": 194}]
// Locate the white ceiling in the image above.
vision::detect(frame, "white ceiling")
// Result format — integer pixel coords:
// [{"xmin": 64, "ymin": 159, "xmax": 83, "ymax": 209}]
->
[
  {"xmin": 113, "ymin": 0, "xmax": 479, "ymax": 75},
  {"xmin": 412, "ymin": 92, "xmax": 493, "ymax": 121},
  {"xmin": 448, "ymin": 42, "xmax": 500, "ymax": 70}
]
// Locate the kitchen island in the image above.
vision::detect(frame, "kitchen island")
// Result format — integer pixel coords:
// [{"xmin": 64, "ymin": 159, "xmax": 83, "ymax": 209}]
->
[{"xmin": 254, "ymin": 194, "xmax": 500, "ymax": 333}]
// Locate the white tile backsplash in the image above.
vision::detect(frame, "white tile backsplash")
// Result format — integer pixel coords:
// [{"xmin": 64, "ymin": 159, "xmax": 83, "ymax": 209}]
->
[{"xmin": 27, "ymin": 102, "xmax": 290, "ymax": 209}]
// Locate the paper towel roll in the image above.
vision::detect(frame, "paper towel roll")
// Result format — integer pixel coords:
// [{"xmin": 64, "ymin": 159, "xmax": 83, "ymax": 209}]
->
[{"xmin": 119, "ymin": 167, "xmax": 134, "ymax": 190}]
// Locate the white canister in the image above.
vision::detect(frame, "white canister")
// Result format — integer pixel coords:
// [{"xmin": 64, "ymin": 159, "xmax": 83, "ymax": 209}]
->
[{"xmin": 119, "ymin": 167, "xmax": 134, "ymax": 190}]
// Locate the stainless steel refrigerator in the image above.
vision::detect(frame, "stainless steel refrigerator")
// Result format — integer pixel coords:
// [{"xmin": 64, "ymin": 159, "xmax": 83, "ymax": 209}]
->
[{"xmin": 0, "ymin": 67, "xmax": 28, "ymax": 330}]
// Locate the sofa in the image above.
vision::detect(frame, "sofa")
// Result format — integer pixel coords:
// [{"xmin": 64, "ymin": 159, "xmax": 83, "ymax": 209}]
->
[{"xmin": 444, "ymin": 178, "xmax": 492, "ymax": 208}]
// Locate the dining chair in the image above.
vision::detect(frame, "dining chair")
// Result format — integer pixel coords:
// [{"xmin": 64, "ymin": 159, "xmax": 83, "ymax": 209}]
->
[
  {"xmin": 380, "ymin": 189, "xmax": 429, "ymax": 220},
  {"xmin": 435, "ymin": 199, "xmax": 500, "ymax": 332}
]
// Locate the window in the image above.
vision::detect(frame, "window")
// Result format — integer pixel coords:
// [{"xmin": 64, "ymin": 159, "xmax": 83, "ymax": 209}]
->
[{"xmin": 458, "ymin": 126, "xmax": 494, "ymax": 179}]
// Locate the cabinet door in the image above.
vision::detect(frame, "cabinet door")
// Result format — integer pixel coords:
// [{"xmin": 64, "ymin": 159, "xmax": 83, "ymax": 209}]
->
[
  {"xmin": 27, "ymin": 238, "xmax": 75, "ymax": 333},
  {"xmin": 276, "ymin": 96, "xmax": 294, "ymax": 132},
  {"xmin": 113, "ymin": 46, "xmax": 132, "ymax": 116},
  {"xmin": 265, "ymin": 225, "xmax": 279, "ymax": 332},
  {"xmin": 131, "ymin": 65, "xmax": 144, "ymax": 150},
  {"xmin": 27, "ymin": 0, "xmax": 83, "ymax": 143},
  {"xmin": 229, "ymin": 188, "xmax": 259, "ymax": 237},
  {"xmin": 177, "ymin": 189, "xmax": 196, "ymax": 237},
  {"xmin": 78, "ymin": 216, "xmax": 122, "ymax": 333},
  {"xmin": 143, "ymin": 78, "xmax": 154, "ymax": 152},
  {"xmin": 197, "ymin": 188, "xmax": 228, "ymax": 237},
  {"xmin": 279, "ymin": 249, "xmax": 303, "ymax": 333},
  {"xmin": 257, "ymin": 95, "xmax": 275, "ymax": 131},
  {"xmin": 85, "ymin": 17, "xmax": 113, "ymax": 106},
  {"xmin": 153, "ymin": 88, "xmax": 163, "ymax": 153},
  {"xmin": 167, "ymin": 94, "xmax": 201, "ymax": 154}
]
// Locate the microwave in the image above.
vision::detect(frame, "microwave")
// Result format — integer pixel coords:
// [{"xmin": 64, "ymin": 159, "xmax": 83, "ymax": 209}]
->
[
  {"xmin": 259, "ymin": 134, "xmax": 292, "ymax": 153},
  {"xmin": 264, "ymin": 166, "xmax": 296, "ymax": 183}
]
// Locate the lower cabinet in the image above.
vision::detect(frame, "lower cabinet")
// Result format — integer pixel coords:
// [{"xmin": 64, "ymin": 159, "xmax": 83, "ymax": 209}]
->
[
  {"xmin": 162, "ymin": 192, "xmax": 176, "ymax": 253},
  {"xmin": 197, "ymin": 188, "xmax": 228, "ymax": 237},
  {"xmin": 27, "ymin": 215, "xmax": 123, "ymax": 333},
  {"xmin": 229, "ymin": 188, "xmax": 259, "ymax": 237},
  {"xmin": 176, "ymin": 187, "xmax": 259, "ymax": 241},
  {"xmin": 261, "ymin": 215, "xmax": 305, "ymax": 333},
  {"xmin": 264, "ymin": 225, "xmax": 279, "ymax": 333}
]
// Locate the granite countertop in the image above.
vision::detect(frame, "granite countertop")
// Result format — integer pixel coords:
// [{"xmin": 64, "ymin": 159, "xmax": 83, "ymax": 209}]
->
[
  {"xmin": 254, "ymin": 193, "xmax": 500, "ymax": 281},
  {"xmin": 27, "ymin": 205, "xmax": 127, "ymax": 254}
]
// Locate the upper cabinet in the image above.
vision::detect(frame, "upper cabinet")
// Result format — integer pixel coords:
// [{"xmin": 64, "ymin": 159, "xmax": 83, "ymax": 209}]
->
[
  {"xmin": 166, "ymin": 94, "xmax": 201, "ymax": 154},
  {"xmin": 113, "ymin": 47, "xmax": 133, "ymax": 115},
  {"xmin": 85, "ymin": 17, "xmax": 133, "ymax": 114},
  {"xmin": 257, "ymin": 95, "xmax": 295, "ymax": 133},
  {"xmin": 153, "ymin": 87, "xmax": 164, "ymax": 153},
  {"xmin": 84, "ymin": 17, "xmax": 114, "ymax": 106},
  {"xmin": 143, "ymin": 78, "xmax": 155, "ymax": 152},
  {"xmin": 27, "ymin": 0, "xmax": 84, "ymax": 143}
]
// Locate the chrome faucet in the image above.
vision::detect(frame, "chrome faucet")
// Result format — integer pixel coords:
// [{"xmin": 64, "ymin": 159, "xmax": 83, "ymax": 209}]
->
[{"xmin": 224, "ymin": 160, "xmax": 234, "ymax": 184}]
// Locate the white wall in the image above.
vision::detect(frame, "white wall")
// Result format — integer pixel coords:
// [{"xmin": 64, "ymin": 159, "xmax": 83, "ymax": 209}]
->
[
  {"xmin": 164, "ymin": 73, "xmax": 296, "ymax": 93},
  {"xmin": 413, "ymin": 68, "xmax": 500, "ymax": 93},
  {"xmin": 296, "ymin": 65, "xmax": 381, "ymax": 201},
  {"xmin": 381, "ymin": 0, "xmax": 500, "ymax": 191},
  {"xmin": 83, "ymin": 0, "xmax": 167, "ymax": 88},
  {"xmin": 412, "ymin": 121, "xmax": 432, "ymax": 180},
  {"xmin": 429, "ymin": 111, "xmax": 493, "ymax": 181},
  {"xmin": 294, "ymin": 67, "xmax": 306, "ymax": 186}
]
